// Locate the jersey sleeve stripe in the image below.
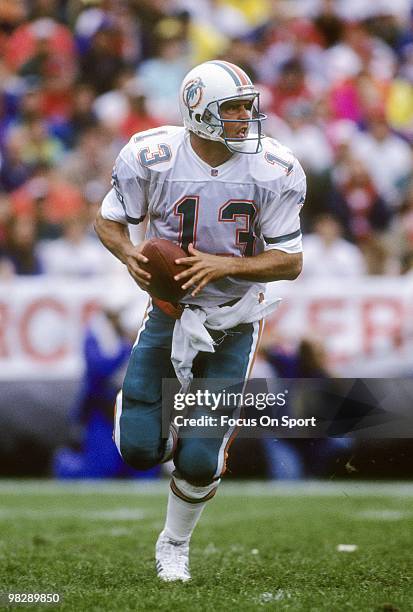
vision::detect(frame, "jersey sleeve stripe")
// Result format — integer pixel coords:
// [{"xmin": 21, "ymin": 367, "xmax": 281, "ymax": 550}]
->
[
  {"xmin": 126, "ymin": 214, "xmax": 145, "ymax": 225},
  {"xmin": 263, "ymin": 229, "xmax": 301, "ymax": 244}
]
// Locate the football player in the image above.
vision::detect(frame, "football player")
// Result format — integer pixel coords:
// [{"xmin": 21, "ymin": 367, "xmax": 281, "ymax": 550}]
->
[{"xmin": 95, "ymin": 60, "xmax": 306, "ymax": 582}]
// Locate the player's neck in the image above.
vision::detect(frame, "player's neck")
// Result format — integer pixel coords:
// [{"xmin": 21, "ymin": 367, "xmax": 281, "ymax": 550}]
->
[{"xmin": 189, "ymin": 132, "xmax": 234, "ymax": 167}]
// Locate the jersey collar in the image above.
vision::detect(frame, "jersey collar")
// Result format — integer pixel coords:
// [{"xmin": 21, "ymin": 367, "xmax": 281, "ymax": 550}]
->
[{"xmin": 185, "ymin": 131, "xmax": 240, "ymax": 176}]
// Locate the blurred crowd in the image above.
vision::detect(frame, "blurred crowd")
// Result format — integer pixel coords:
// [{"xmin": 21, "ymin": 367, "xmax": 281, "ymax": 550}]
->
[{"xmin": 0, "ymin": 0, "xmax": 413, "ymax": 279}]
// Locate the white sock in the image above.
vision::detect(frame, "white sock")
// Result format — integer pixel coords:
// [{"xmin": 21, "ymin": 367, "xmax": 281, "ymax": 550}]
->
[{"xmin": 163, "ymin": 488, "xmax": 206, "ymax": 543}]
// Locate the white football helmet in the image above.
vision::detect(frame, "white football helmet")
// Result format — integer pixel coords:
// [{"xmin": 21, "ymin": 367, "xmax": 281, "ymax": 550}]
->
[{"xmin": 179, "ymin": 60, "xmax": 266, "ymax": 154}]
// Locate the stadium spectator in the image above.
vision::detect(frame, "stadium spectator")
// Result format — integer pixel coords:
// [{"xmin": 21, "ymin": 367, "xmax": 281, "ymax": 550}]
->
[
  {"xmin": 329, "ymin": 157, "xmax": 392, "ymax": 243},
  {"xmin": 136, "ymin": 20, "xmax": 190, "ymax": 122},
  {"xmin": 15, "ymin": 84, "xmax": 44, "ymax": 125},
  {"xmin": 268, "ymin": 58, "xmax": 319, "ymax": 121},
  {"xmin": 11, "ymin": 119, "xmax": 64, "ymax": 168},
  {"xmin": 37, "ymin": 215, "xmax": 115, "ymax": 277},
  {"xmin": 259, "ymin": 334, "xmax": 353, "ymax": 479},
  {"xmin": 5, "ymin": 0, "xmax": 77, "ymax": 122},
  {"xmin": 328, "ymin": 70, "xmax": 389, "ymax": 123},
  {"xmin": 313, "ymin": 0, "xmax": 344, "ymax": 49},
  {"xmin": 79, "ymin": 23, "xmax": 127, "ymax": 96},
  {"xmin": 60, "ymin": 125, "xmax": 113, "ymax": 194},
  {"xmin": 53, "ymin": 290, "xmax": 154, "ymax": 479},
  {"xmin": 92, "ymin": 70, "xmax": 162, "ymax": 139},
  {"xmin": 131, "ymin": 0, "xmax": 171, "ymax": 61},
  {"xmin": 0, "ymin": 83, "xmax": 18, "ymax": 149},
  {"xmin": 48, "ymin": 82, "xmax": 98, "ymax": 149},
  {"xmin": 262, "ymin": 335, "xmax": 332, "ymax": 380},
  {"xmin": 402, "ymin": 250, "xmax": 413, "ymax": 275},
  {"xmin": 271, "ymin": 101, "xmax": 334, "ymax": 175},
  {"xmin": 0, "ymin": 193, "xmax": 14, "ymax": 277},
  {"xmin": 350, "ymin": 111, "xmax": 413, "ymax": 209},
  {"xmin": 385, "ymin": 180, "xmax": 413, "ymax": 273},
  {"xmin": 0, "ymin": 127, "xmax": 33, "ymax": 192},
  {"xmin": 0, "ymin": 193, "xmax": 11, "ymax": 241},
  {"xmin": 74, "ymin": 0, "xmax": 141, "ymax": 64},
  {"xmin": 4, "ymin": 7, "xmax": 77, "ymax": 87},
  {"xmin": 323, "ymin": 20, "xmax": 397, "ymax": 83},
  {"xmin": 3, "ymin": 214, "xmax": 43, "ymax": 275},
  {"xmin": 222, "ymin": 38, "xmax": 261, "ymax": 82},
  {"xmin": 256, "ymin": 14, "xmax": 325, "ymax": 91},
  {"xmin": 172, "ymin": 8, "xmax": 231, "ymax": 66},
  {"xmin": 119, "ymin": 78, "xmax": 162, "ymax": 140},
  {"xmin": 188, "ymin": 1, "xmax": 250, "ymax": 39},
  {"xmin": 10, "ymin": 163, "xmax": 85, "ymax": 238},
  {"xmin": 175, "ymin": 0, "xmax": 263, "ymax": 41},
  {"xmin": 302, "ymin": 214, "xmax": 366, "ymax": 278},
  {"xmin": 0, "ymin": 1, "xmax": 27, "ymax": 58},
  {"xmin": 359, "ymin": 233, "xmax": 393, "ymax": 275},
  {"xmin": 386, "ymin": 73, "xmax": 413, "ymax": 140},
  {"xmin": 92, "ymin": 68, "xmax": 134, "ymax": 136}
]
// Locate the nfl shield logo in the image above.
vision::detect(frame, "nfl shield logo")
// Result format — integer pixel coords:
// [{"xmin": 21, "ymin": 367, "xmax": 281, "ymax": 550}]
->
[{"xmin": 211, "ymin": 169, "xmax": 218, "ymax": 176}]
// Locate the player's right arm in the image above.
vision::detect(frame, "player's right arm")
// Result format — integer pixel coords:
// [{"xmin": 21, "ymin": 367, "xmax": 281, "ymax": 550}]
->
[
  {"xmin": 94, "ymin": 213, "xmax": 150, "ymax": 288},
  {"xmin": 94, "ymin": 138, "xmax": 151, "ymax": 288}
]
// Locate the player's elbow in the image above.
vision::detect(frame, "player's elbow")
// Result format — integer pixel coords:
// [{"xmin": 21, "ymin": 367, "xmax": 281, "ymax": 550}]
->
[
  {"xmin": 94, "ymin": 209, "xmax": 112, "ymax": 244},
  {"xmin": 94, "ymin": 209, "xmax": 104, "ymax": 238},
  {"xmin": 285, "ymin": 253, "xmax": 303, "ymax": 280}
]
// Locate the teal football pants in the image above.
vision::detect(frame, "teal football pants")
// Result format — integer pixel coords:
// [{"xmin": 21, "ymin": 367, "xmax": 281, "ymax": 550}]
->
[{"xmin": 114, "ymin": 303, "xmax": 261, "ymax": 486}]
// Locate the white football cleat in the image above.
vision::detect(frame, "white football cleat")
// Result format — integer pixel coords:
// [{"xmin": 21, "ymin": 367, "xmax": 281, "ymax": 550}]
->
[{"xmin": 155, "ymin": 531, "xmax": 191, "ymax": 582}]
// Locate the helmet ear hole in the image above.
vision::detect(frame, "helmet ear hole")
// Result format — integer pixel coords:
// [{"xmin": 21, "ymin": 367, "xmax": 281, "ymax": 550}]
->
[{"xmin": 194, "ymin": 113, "xmax": 202, "ymax": 123}]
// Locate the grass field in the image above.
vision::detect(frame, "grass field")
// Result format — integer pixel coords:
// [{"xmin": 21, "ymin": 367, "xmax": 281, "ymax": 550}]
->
[{"xmin": 0, "ymin": 480, "xmax": 412, "ymax": 612}]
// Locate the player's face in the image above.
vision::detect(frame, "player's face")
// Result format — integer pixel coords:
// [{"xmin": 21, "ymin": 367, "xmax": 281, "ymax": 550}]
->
[{"xmin": 219, "ymin": 98, "xmax": 253, "ymax": 141}]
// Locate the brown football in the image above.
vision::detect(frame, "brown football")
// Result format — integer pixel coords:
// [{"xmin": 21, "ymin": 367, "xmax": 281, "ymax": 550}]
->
[{"xmin": 141, "ymin": 238, "xmax": 188, "ymax": 302}]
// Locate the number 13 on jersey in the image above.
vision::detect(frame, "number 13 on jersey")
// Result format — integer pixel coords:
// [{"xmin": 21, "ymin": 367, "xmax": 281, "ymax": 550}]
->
[{"xmin": 173, "ymin": 196, "xmax": 256, "ymax": 256}]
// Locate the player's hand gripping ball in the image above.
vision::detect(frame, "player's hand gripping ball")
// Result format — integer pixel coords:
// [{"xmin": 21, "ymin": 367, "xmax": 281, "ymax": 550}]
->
[{"xmin": 141, "ymin": 238, "xmax": 188, "ymax": 302}]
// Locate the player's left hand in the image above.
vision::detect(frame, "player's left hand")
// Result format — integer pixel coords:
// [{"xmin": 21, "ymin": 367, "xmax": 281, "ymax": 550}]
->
[{"xmin": 174, "ymin": 244, "xmax": 235, "ymax": 297}]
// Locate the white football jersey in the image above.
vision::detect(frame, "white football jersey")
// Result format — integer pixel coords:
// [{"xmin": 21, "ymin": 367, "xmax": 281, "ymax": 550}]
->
[{"xmin": 101, "ymin": 126, "xmax": 306, "ymax": 306}]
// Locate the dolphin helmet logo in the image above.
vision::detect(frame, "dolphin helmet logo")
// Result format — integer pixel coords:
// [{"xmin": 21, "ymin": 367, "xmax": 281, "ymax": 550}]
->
[{"xmin": 183, "ymin": 77, "xmax": 205, "ymax": 110}]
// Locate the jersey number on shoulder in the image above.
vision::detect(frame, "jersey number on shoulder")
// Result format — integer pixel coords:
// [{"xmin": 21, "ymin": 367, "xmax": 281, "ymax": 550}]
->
[
  {"xmin": 265, "ymin": 151, "xmax": 293, "ymax": 175},
  {"xmin": 139, "ymin": 144, "xmax": 172, "ymax": 167},
  {"xmin": 174, "ymin": 196, "xmax": 256, "ymax": 255}
]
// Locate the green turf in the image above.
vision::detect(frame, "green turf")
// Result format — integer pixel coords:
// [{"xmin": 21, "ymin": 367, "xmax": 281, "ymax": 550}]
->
[{"xmin": 0, "ymin": 481, "xmax": 412, "ymax": 612}]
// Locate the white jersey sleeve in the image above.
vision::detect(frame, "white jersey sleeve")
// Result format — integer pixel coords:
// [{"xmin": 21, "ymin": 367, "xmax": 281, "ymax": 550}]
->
[
  {"xmin": 101, "ymin": 138, "xmax": 149, "ymax": 226},
  {"xmin": 258, "ymin": 154, "xmax": 306, "ymax": 254}
]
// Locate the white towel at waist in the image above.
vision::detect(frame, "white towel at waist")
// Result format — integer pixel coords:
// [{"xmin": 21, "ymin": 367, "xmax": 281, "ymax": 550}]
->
[{"xmin": 171, "ymin": 287, "xmax": 281, "ymax": 392}]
